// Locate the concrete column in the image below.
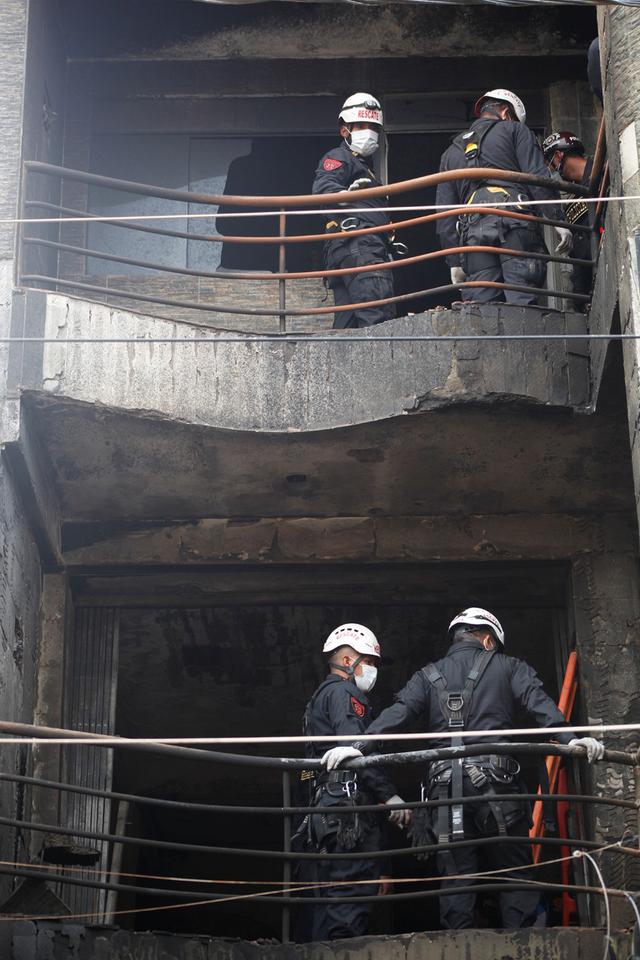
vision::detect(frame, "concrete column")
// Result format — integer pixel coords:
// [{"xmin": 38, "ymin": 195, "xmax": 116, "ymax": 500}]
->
[
  {"xmin": 30, "ymin": 573, "xmax": 69, "ymax": 855},
  {"xmin": 599, "ymin": 8, "xmax": 640, "ymax": 530},
  {"xmin": 0, "ymin": 0, "xmax": 28, "ymax": 435},
  {"xmin": 572, "ymin": 550, "xmax": 640, "ymax": 920}
]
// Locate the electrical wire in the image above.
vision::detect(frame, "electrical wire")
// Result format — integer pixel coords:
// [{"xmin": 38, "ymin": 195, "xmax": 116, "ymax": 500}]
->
[
  {"xmin": 0, "ymin": 841, "xmax": 612, "ymax": 887},
  {"xmin": 575, "ymin": 850, "xmax": 613, "ymax": 960},
  {"xmin": 1, "ymin": 838, "xmax": 622, "ymax": 888},
  {"xmin": 0, "ymin": 841, "xmax": 631, "ymax": 925},
  {"xmin": 8, "ymin": 193, "xmax": 640, "ymax": 225}
]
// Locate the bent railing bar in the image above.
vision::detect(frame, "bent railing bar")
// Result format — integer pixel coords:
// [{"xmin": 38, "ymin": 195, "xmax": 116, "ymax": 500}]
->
[
  {"xmin": 23, "ymin": 198, "xmax": 593, "ymax": 245},
  {"xmin": 24, "ymin": 160, "xmax": 588, "ymax": 208},
  {"xmin": 25, "ymin": 199, "xmax": 221, "ymax": 244},
  {"xmin": 278, "ymin": 209, "xmax": 287, "ymax": 333},
  {"xmin": 20, "ymin": 274, "xmax": 591, "ymax": 318},
  {"xmin": 2, "ymin": 810, "xmax": 636, "ymax": 863},
  {"xmin": 593, "ymin": 162, "xmax": 610, "ymax": 236},
  {"xmin": 589, "ymin": 114, "xmax": 607, "ymax": 198},
  {"xmin": 0, "ymin": 864, "xmax": 632, "ymax": 907},
  {"xmin": 208, "ymin": 879, "xmax": 639, "ymax": 905},
  {"xmin": 1, "ymin": 771, "xmax": 635, "ymax": 816},
  {"xmin": 22, "ymin": 237, "xmax": 596, "ymax": 283},
  {"xmin": 282, "ymin": 770, "xmax": 292, "ymax": 942}
]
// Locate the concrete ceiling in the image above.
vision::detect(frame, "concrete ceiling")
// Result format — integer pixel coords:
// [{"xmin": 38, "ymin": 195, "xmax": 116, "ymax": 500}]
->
[
  {"xmin": 59, "ymin": 0, "xmax": 596, "ymax": 61},
  {"xmin": 27, "ymin": 393, "xmax": 635, "ymax": 523}
]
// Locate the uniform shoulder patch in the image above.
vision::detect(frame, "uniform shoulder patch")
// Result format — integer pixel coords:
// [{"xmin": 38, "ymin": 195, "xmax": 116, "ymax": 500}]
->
[
  {"xmin": 323, "ymin": 157, "xmax": 343, "ymax": 171},
  {"xmin": 350, "ymin": 696, "xmax": 365, "ymax": 718}
]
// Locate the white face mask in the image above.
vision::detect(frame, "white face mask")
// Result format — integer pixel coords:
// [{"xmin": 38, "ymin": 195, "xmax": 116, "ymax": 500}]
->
[
  {"xmin": 348, "ymin": 128, "xmax": 379, "ymax": 158},
  {"xmin": 355, "ymin": 663, "xmax": 378, "ymax": 693}
]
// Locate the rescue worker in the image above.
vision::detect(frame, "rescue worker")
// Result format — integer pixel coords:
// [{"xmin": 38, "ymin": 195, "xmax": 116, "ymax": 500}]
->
[
  {"xmin": 435, "ymin": 89, "xmax": 572, "ymax": 305},
  {"xmin": 300, "ymin": 623, "xmax": 410, "ymax": 941},
  {"xmin": 312, "ymin": 94, "xmax": 404, "ymax": 329},
  {"xmin": 543, "ymin": 131, "xmax": 594, "ymax": 305},
  {"xmin": 322, "ymin": 608, "xmax": 605, "ymax": 930}
]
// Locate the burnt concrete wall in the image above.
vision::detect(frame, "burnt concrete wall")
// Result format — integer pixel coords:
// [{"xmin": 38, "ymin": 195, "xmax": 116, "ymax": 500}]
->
[
  {"xmin": 9, "ymin": 293, "xmax": 591, "ymax": 434},
  {"xmin": 597, "ymin": 8, "xmax": 640, "ymax": 529},
  {"xmin": 0, "ymin": 0, "xmax": 28, "ymax": 427},
  {"xmin": 59, "ymin": 1, "xmax": 596, "ymax": 62},
  {"xmin": 0, "ymin": 923, "xmax": 628, "ymax": 959},
  {"xmin": 0, "ymin": 460, "xmax": 42, "ymax": 898},
  {"xmin": 0, "ymin": 0, "xmax": 66, "ymax": 896}
]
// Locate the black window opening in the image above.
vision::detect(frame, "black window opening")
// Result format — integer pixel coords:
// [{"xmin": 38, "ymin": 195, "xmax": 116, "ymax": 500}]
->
[
  {"xmin": 86, "ymin": 134, "xmax": 335, "ymax": 278},
  {"xmin": 85, "ymin": 131, "xmax": 459, "ymax": 309},
  {"xmin": 387, "ymin": 131, "xmax": 459, "ymax": 313},
  {"xmin": 110, "ymin": 565, "xmax": 581, "ymax": 940}
]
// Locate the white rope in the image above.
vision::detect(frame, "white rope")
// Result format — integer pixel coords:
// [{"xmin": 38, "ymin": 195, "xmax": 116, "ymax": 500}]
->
[
  {"xmin": 0, "ymin": 718, "xmax": 632, "ymax": 746},
  {"xmin": 575, "ymin": 850, "xmax": 613, "ymax": 960},
  {"xmin": 11, "ymin": 193, "xmax": 640, "ymax": 225}
]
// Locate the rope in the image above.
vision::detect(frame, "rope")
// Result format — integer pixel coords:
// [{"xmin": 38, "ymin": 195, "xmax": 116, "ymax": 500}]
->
[
  {"xmin": 577, "ymin": 851, "xmax": 613, "ymax": 960},
  {"xmin": 0, "ymin": 719, "xmax": 634, "ymax": 746},
  {"xmin": 9, "ymin": 193, "xmax": 640, "ymax": 227}
]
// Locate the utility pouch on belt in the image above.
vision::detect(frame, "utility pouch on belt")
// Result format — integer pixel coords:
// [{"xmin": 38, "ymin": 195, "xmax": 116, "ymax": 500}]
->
[
  {"xmin": 407, "ymin": 779, "xmax": 438, "ymax": 859},
  {"xmin": 473, "ymin": 792, "xmax": 529, "ymax": 835},
  {"xmin": 310, "ymin": 774, "xmax": 364, "ymax": 852}
]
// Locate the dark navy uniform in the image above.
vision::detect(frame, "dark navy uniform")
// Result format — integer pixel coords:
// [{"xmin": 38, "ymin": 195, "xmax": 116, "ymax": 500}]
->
[
  {"xmin": 565, "ymin": 158, "xmax": 594, "ymax": 305},
  {"xmin": 299, "ymin": 674, "xmax": 396, "ymax": 941},
  {"xmin": 436, "ymin": 118, "xmax": 562, "ymax": 305},
  {"xmin": 356, "ymin": 637, "xmax": 573, "ymax": 929},
  {"xmin": 312, "ymin": 142, "xmax": 395, "ymax": 329}
]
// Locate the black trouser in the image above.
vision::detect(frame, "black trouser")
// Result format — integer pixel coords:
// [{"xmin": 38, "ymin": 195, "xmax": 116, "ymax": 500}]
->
[
  {"xmin": 325, "ymin": 234, "xmax": 395, "ymax": 329},
  {"xmin": 570, "ymin": 219, "xmax": 593, "ymax": 304},
  {"xmin": 460, "ymin": 204, "xmax": 547, "ymax": 306},
  {"xmin": 433, "ymin": 775, "xmax": 538, "ymax": 930},
  {"xmin": 309, "ymin": 824, "xmax": 381, "ymax": 941}
]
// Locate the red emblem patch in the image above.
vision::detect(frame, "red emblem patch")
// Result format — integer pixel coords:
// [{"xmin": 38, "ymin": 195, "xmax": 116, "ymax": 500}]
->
[
  {"xmin": 323, "ymin": 157, "xmax": 343, "ymax": 171},
  {"xmin": 351, "ymin": 697, "xmax": 365, "ymax": 718}
]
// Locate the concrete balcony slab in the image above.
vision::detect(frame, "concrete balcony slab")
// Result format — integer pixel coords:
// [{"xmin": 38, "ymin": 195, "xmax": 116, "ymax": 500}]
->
[{"xmin": 8, "ymin": 290, "xmax": 590, "ymax": 436}]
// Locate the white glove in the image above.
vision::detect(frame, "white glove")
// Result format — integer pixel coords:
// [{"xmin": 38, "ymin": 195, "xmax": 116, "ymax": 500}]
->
[
  {"xmin": 348, "ymin": 178, "xmax": 373, "ymax": 191},
  {"xmin": 450, "ymin": 266, "xmax": 467, "ymax": 286},
  {"xmin": 385, "ymin": 794, "xmax": 412, "ymax": 829},
  {"xmin": 554, "ymin": 226, "xmax": 573, "ymax": 255},
  {"xmin": 321, "ymin": 746, "xmax": 363, "ymax": 771},
  {"xmin": 569, "ymin": 737, "xmax": 605, "ymax": 763}
]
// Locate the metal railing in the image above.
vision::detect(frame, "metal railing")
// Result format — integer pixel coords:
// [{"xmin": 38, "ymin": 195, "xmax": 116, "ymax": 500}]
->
[
  {"xmin": 0, "ymin": 719, "xmax": 637, "ymax": 940},
  {"xmin": 18, "ymin": 160, "xmax": 597, "ymax": 334}
]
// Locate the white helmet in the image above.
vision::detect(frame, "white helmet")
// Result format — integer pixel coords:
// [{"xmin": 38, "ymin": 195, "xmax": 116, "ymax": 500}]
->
[
  {"xmin": 323, "ymin": 623, "xmax": 381, "ymax": 658},
  {"xmin": 474, "ymin": 88, "xmax": 526, "ymax": 125},
  {"xmin": 339, "ymin": 93, "xmax": 383, "ymax": 129},
  {"xmin": 448, "ymin": 607, "xmax": 505, "ymax": 646}
]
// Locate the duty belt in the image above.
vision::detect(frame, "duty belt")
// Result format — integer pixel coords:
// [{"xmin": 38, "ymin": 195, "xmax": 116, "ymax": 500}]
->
[
  {"xmin": 565, "ymin": 200, "xmax": 588, "ymax": 225},
  {"xmin": 315, "ymin": 770, "xmax": 358, "ymax": 787},
  {"xmin": 466, "ymin": 185, "xmax": 531, "ymax": 208},
  {"xmin": 429, "ymin": 755, "xmax": 520, "ymax": 781}
]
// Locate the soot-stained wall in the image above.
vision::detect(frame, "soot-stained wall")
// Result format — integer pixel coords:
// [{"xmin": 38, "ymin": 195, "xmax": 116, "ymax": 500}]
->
[{"xmin": 0, "ymin": 461, "xmax": 42, "ymax": 899}]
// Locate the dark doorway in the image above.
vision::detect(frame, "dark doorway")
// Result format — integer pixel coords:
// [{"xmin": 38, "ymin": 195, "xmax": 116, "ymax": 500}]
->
[
  {"xmin": 387, "ymin": 132, "xmax": 457, "ymax": 314},
  {"xmin": 217, "ymin": 136, "xmax": 335, "ymax": 273},
  {"xmin": 108, "ymin": 561, "xmax": 573, "ymax": 939}
]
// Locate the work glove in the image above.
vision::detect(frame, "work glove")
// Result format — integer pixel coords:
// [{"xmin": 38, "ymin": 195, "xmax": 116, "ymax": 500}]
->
[
  {"xmin": 385, "ymin": 795, "xmax": 412, "ymax": 829},
  {"xmin": 554, "ymin": 226, "xmax": 573, "ymax": 256},
  {"xmin": 348, "ymin": 177, "xmax": 373, "ymax": 191},
  {"xmin": 321, "ymin": 746, "xmax": 363, "ymax": 771},
  {"xmin": 450, "ymin": 266, "xmax": 467, "ymax": 286},
  {"xmin": 569, "ymin": 737, "xmax": 605, "ymax": 763}
]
